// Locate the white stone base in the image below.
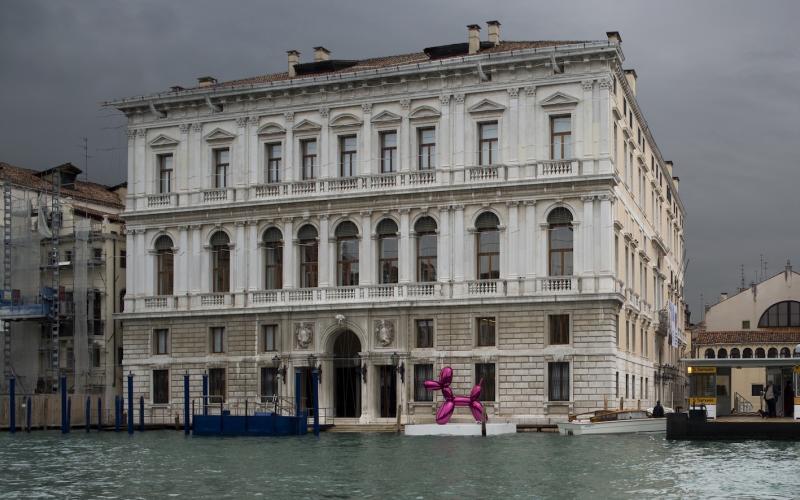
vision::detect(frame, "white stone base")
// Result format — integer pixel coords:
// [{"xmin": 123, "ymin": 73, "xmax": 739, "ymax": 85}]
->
[{"xmin": 404, "ymin": 423, "xmax": 517, "ymax": 436}]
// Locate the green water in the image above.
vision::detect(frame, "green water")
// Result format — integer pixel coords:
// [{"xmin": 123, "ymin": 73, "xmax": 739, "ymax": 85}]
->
[{"xmin": 0, "ymin": 431, "xmax": 798, "ymax": 499}]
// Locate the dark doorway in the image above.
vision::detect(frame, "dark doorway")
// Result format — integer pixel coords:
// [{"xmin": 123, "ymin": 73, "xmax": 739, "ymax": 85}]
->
[
  {"xmin": 378, "ymin": 365, "xmax": 397, "ymax": 418},
  {"xmin": 296, "ymin": 367, "xmax": 315, "ymax": 417},
  {"xmin": 333, "ymin": 330, "xmax": 361, "ymax": 418}
]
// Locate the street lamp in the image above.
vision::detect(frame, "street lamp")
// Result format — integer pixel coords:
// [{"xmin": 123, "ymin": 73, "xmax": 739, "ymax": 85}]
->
[
  {"xmin": 272, "ymin": 354, "xmax": 287, "ymax": 384},
  {"xmin": 391, "ymin": 352, "xmax": 405, "ymax": 384}
]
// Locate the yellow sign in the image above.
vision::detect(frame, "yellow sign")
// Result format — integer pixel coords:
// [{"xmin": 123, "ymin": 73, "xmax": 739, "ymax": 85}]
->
[
  {"xmin": 688, "ymin": 366, "xmax": 716, "ymax": 374},
  {"xmin": 794, "ymin": 397, "xmax": 800, "ymax": 406},
  {"xmin": 689, "ymin": 397, "xmax": 717, "ymax": 405},
  {"xmin": 793, "ymin": 366, "xmax": 800, "ymax": 374}
]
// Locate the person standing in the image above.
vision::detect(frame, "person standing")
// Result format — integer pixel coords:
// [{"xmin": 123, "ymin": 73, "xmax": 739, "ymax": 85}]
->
[
  {"xmin": 784, "ymin": 381, "xmax": 794, "ymax": 418},
  {"xmin": 652, "ymin": 401, "xmax": 665, "ymax": 418},
  {"xmin": 764, "ymin": 382, "xmax": 777, "ymax": 418}
]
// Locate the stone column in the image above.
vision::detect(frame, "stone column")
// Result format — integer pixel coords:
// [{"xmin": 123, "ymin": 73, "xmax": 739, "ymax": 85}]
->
[
  {"xmin": 453, "ymin": 93, "xmax": 465, "ymax": 169},
  {"xmin": 133, "ymin": 229, "xmax": 146, "ymax": 296},
  {"xmin": 582, "ymin": 196, "xmax": 595, "ymax": 278},
  {"xmin": 361, "ymin": 103, "xmax": 372, "ymax": 176},
  {"xmin": 284, "ymin": 112, "xmax": 295, "ymax": 182},
  {"xmin": 360, "ymin": 212, "xmax": 373, "ymax": 285},
  {"xmin": 538, "ymin": 221, "xmax": 549, "ymax": 277},
  {"xmin": 399, "ymin": 209, "xmax": 411, "ymax": 283},
  {"xmin": 599, "ymin": 195, "xmax": 614, "ymax": 274},
  {"xmin": 524, "ymin": 201, "xmax": 537, "ymax": 280},
  {"xmin": 598, "ymin": 78, "xmax": 612, "ymax": 173},
  {"xmin": 439, "ymin": 95, "xmax": 451, "ymax": 169},
  {"xmin": 176, "ymin": 226, "xmax": 189, "ymax": 295},
  {"xmin": 178, "ymin": 124, "xmax": 190, "ymax": 196},
  {"xmin": 235, "ymin": 117, "xmax": 248, "ymax": 190},
  {"xmin": 248, "ymin": 116, "xmax": 260, "ymax": 187},
  {"xmin": 126, "ymin": 129, "xmax": 136, "ymax": 204},
  {"xmin": 189, "ymin": 225, "xmax": 201, "ymax": 293},
  {"xmin": 453, "ymin": 205, "xmax": 465, "ymax": 282},
  {"xmin": 247, "ymin": 222, "xmax": 259, "ymax": 291},
  {"xmin": 318, "ymin": 215, "xmax": 330, "ymax": 288},
  {"xmin": 234, "ymin": 222, "xmax": 246, "ymax": 294},
  {"xmin": 143, "ymin": 231, "xmax": 155, "ymax": 296},
  {"xmin": 582, "ymin": 80, "xmax": 594, "ymax": 160},
  {"xmin": 318, "ymin": 107, "xmax": 329, "ymax": 178},
  {"xmin": 282, "ymin": 218, "xmax": 295, "ymax": 289},
  {"xmin": 437, "ymin": 206, "xmax": 450, "ymax": 282},
  {"xmin": 135, "ymin": 129, "xmax": 147, "ymax": 199},
  {"xmin": 506, "ymin": 88, "xmax": 520, "ymax": 172},
  {"xmin": 524, "ymin": 87, "xmax": 537, "ymax": 164},
  {"xmin": 506, "ymin": 202, "xmax": 519, "ymax": 281},
  {"xmin": 189, "ymin": 124, "xmax": 202, "ymax": 194},
  {"xmin": 399, "ymin": 99, "xmax": 411, "ymax": 172}
]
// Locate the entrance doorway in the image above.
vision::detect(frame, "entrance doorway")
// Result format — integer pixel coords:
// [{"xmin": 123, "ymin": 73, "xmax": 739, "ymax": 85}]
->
[
  {"xmin": 333, "ymin": 330, "xmax": 361, "ymax": 418},
  {"xmin": 296, "ymin": 367, "xmax": 315, "ymax": 417},
  {"xmin": 378, "ymin": 365, "xmax": 397, "ymax": 418}
]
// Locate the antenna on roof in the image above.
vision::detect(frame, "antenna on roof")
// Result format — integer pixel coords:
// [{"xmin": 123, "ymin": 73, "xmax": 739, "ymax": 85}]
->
[
  {"xmin": 75, "ymin": 137, "xmax": 92, "ymax": 182},
  {"xmin": 740, "ymin": 264, "xmax": 745, "ymax": 292}
]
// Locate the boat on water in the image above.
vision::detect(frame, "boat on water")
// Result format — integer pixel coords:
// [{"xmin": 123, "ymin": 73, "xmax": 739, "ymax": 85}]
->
[{"xmin": 557, "ymin": 409, "xmax": 667, "ymax": 436}]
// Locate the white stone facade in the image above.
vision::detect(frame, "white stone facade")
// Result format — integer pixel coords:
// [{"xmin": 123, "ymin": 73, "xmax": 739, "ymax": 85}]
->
[{"xmin": 109, "ymin": 28, "xmax": 686, "ymax": 423}]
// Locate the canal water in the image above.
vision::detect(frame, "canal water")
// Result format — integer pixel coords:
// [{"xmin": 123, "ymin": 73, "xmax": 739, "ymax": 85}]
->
[{"xmin": 1, "ymin": 431, "xmax": 799, "ymax": 498}]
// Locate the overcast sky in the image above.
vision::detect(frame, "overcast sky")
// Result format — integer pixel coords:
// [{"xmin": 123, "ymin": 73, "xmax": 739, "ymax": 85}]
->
[{"xmin": 1, "ymin": 0, "xmax": 799, "ymax": 318}]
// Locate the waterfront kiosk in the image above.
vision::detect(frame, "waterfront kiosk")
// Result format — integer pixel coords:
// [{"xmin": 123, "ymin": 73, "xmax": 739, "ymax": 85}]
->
[{"xmin": 668, "ymin": 357, "xmax": 800, "ymax": 440}]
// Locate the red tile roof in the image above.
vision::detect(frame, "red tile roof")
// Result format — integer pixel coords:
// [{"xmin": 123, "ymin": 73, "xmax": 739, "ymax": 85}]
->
[
  {"xmin": 193, "ymin": 40, "xmax": 592, "ymax": 91},
  {"xmin": 0, "ymin": 162, "xmax": 124, "ymax": 210},
  {"xmin": 696, "ymin": 330, "xmax": 800, "ymax": 345}
]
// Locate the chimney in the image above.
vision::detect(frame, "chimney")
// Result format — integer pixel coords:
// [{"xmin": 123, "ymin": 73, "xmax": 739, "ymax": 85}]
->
[
  {"xmin": 487, "ymin": 20, "xmax": 501, "ymax": 46},
  {"xmin": 197, "ymin": 76, "xmax": 217, "ymax": 88},
  {"xmin": 720, "ymin": 292, "xmax": 728, "ymax": 302},
  {"xmin": 665, "ymin": 160, "xmax": 674, "ymax": 177},
  {"xmin": 467, "ymin": 24, "xmax": 481, "ymax": 55},
  {"xmin": 786, "ymin": 260, "xmax": 793, "ymax": 278},
  {"xmin": 624, "ymin": 68, "xmax": 637, "ymax": 95},
  {"xmin": 606, "ymin": 31, "xmax": 622, "ymax": 45},
  {"xmin": 672, "ymin": 176, "xmax": 680, "ymax": 191},
  {"xmin": 287, "ymin": 50, "xmax": 300, "ymax": 78},
  {"xmin": 313, "ymin": 46, "xmax": 330, "ymax": 62}
]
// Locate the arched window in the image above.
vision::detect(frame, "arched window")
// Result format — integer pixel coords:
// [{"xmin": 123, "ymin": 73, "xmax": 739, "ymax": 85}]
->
[
  {"xmin": 210, "ymin": 231, "xmax": 230, "ymax": 293},
  {"xmin": 475, "ymin": 212, "xmax": 500, "ymax": 280},
  {"xmin": 755, "ymin": 347, "xmax": 766, "ymax": 359},
  {"xmin": 730, "ymin": 348, "xmax": 741, "ymax": 359},
  {"xmin": 263, "ymin": 228, "xmax": 283, "ymax": 290},
  {"xmin": 758, "ymin": 301, "xmax": 800, "ymax": 327},
  {"xmin": 548, "ymin": 207, "xmax": 573, "ymax": 276},
  {"xmin": 742, "ymin": 348, "xmax": 753, "ymax": 358},
  {"xmin": 767, "ymin": 347, "xmax": 778, "ymax": 358},
  {"xmin": 336, "ymin": 221, "xmax": 359, "ymax": 286},
  {"xmin": 415, "ymin": 217, "xmax": 437, "ymax": 282},
  {"xmin": 376, "ymin": 219, "xmax": 398, "ymax": 284},
  {"xmin": 298, "ymin": 225, "xmax": 318, "ymax": 288},
  {"xmin": 154, "ymin": 235, "xmax": 174, "ymax": 295},
  {"xmin": 717, "ymin": 348, "xmax": 728, "ymax": 359},
  {"xmin": 704, "ymin": 348, "xmax": 715, "ymax": 359},
  {"xmin": 780, "ymin": 347, "xmax": 791, "ymax": 358}
]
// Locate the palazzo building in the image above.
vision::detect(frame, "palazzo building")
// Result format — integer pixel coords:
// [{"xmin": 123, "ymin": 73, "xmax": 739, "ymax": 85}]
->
[{"xmin": 108, "ymin": 24, "xmax": 687, "ymax": 424}]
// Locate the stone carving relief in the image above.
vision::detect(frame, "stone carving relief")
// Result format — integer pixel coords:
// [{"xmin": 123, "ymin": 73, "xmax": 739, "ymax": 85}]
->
[
  {"xmin": 374, "ymin": 319, "xmax": 395, "ymax": 347},
  {"xmin": 295, "ymin": 322, "xmax": 314, "ymax": 349}
]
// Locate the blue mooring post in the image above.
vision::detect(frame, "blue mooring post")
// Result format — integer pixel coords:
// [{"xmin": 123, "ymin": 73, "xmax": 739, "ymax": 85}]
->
[
  {"xmin": 67, "ymin": 397, "xmax": 71, "ymax": 430},
  {"xmin": 183, "ymin": 373, "xmax": 190, "ymax": 435},
  {"xmin": 26, "ymin": 396, "xmax": 32, "ymax": 433},
  {"xmin": 60, "ymin": 376, "xmax": 68, "ymax": 433},
  {"xmin": 294, "ymin": 370, "xmax": 302, "ymax": 418},
  {"xmin": 312, "ymin": 369, "xmax": 320, "ymax": 437},
  {"xmin": 85, "ymin": 396, "xmax": 90, "ymax": 433},
  {"xmin": 114, "ymin": 396, "xmax": 120, "ymax": 432},
  {"xmin": 139, "ymin": 396, "xmax": 144, "ymax": 432},
  {"xmin": 9, "ymin": 377, "xmax": 15, "ymax": 434},
  {"xmin": 97, "ymin": 397, "xmax": 102, "ymax": 431},
  {"xmin": 127, "ymin": 373, "xmax": 133, "ymax": 435},
  {"xmin": 202, "ymin": 372, "xmax": 208, "ymax": 416}
]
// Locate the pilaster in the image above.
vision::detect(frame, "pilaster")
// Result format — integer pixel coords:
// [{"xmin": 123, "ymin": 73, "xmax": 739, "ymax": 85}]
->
[{"xmin": 398, "ymin": 209, "xmax": 411, "ymax": 283}]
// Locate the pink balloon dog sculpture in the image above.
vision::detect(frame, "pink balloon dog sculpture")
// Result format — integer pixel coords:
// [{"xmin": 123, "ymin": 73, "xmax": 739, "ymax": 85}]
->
[{"xmin": 423, "ymin": 367, "xmax": 485, "ymax": 425}]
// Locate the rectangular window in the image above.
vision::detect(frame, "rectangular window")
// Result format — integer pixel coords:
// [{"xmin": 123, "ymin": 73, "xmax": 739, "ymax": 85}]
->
[
  {"xmin": 478, "ymin": 122, "xmax": 498, "ymax": 165},
  {"xmin": 550, "ymin": 116, "xmax": 572, "ymax": 160},
  {"xmin": 615, "ymin": 371, "xmax": 619, "ymax": 398},
  {"xmin": 476, "ymin": 317, "xmax": 496, "ymax": 347},
  {"xmin": 301, "ymin": 139, "xmax": 318, "ymax": 180},
  {"xmin": 153, "ymin": 369, "xmax": 169, "ymax": 405},
  {"xmin": 548, "ymin": 362, "xmax": 570, "ymax": 401},
  {"xmin": 260, "ymin": 367, "xmax": 278, "ymax": 402},
  {"xmin": 742, "ymin": 320, "xmax": 750, "ymax": 329},
  {"xmin": 120, "ymin": 250, "xmax": 126, "ymax": 269},
  {"xmin": 210, "ymin": 327, "xmax": 225, "ymax": 354},
  {"xmin": 625, "ymin": 374, "xmax": 629, "ymax": 398},
  {"xmin": 153, "ymin": 329, "xmax": 169, "ymax": 355},
  {"xmin": 418, "ymin": 127, "xmax": 436, "ymax": 170},
  {"xmin": 213, "ymin": 148, "xmax": 229, "ymax": 188},
  {"xmin": 415, "ymin": 319, "xmax": 434, "ymax": 348},
  {"xmin": 475, "ymin": 363, "xmax": 496, "ymax": 401},
  {"xmin": 208, "ymin": 368, "xmax": 226, "ymax": 404},
  {"xmin": 645, "ymin": 377, "xmax": 649, "ymax": 399},
  {"xmin": 262, "ymin": 324, "xmax": 277, "ymax": 352},
  {"xmin": 266, "ymin": 143, "xmax": 282, "ymax": 183},
  {"xmin": 380, "ymin": 131, "xmax": 397, "ymax": 173},
  {"xmin": 549, "ymin": 314, "xmax": 569, "ymax": 345},
  {"xmin": 92, "ymin": 345, "xmax": 101, "ymax": 368},
  {"xmin": 158, "ymin": 153, "xmax": 173, "ymax": 193},
  {"xmin": 414, "ymin": 364, "xmax": 433, "ymax": 401},
  {"xmin": 631, "ymin": 376, "xmax": 636, "ymax": 399},
  {"xmin": 339, "ymin": 135, "xmax": 357, "ymax": 177}
]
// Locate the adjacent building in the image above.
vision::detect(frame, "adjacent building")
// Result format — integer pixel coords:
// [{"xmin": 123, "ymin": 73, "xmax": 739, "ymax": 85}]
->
[
  {"xmin": 0, "ymin": 162, "xmax": 127, "ymax": 401},
  {"xmin": 108, "ymin": 24, "xmax": 687, "ymax": 424}
]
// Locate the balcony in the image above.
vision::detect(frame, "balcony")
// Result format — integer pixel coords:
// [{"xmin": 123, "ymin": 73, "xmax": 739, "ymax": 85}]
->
[
  {"xmin": 147, "ymin": 193, "xmax": 173, "ymax": 208},
  {"xmin": 202, "ymin": 188, "xmax": 229, "ymax": 203},
  {"xmin": 125, "ymin": 275, "xmax": 624, "ymax": 315},
  {"xmin": 251, "ymin": 171, "xmax": 438, "ymax": 202},
  {"xmin": 537, "ymin": 160, "xmax": 579, "ymax": 178}
]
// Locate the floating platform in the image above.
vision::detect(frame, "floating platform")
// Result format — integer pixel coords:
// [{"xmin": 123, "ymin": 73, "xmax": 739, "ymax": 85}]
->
[
  {"xmin": 192, "ymin": 412, "xmax": 308, "ymax": 437},
  {"xmin": 667, "ymin": 412, "xmax": 800, "ymax": 440},
  {"xmin": 404, "ymin": 423, "xmax": 517, "ymax": 436}
]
